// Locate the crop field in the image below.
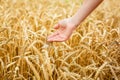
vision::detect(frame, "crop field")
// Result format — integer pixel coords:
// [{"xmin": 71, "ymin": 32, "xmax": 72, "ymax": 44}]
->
[{"xmin": 0, "ymin": 0, "xmax": 120, "ymax": 80}]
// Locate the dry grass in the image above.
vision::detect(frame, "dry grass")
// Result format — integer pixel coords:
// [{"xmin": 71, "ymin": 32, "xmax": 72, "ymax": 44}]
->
[{"xmin": 0, "ymin": 0, "xmax": 120, "ymax": 80}]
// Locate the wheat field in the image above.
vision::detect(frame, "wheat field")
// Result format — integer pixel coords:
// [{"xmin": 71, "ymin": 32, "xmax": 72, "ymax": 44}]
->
[{"xmin": 0, "ymin": 0, "xmax": 120, "ymax": 80}]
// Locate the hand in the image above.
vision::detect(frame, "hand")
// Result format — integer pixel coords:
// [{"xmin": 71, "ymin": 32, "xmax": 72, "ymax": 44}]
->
[{"xmin": 47, "ymin": 18, "xmax": 77, "ymax": 42}]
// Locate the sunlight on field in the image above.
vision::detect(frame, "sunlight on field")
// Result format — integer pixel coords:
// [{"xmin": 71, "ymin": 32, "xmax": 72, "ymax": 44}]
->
[{"xmin": 0, "ymin": 0, "xmax": 120, "ymax": 80}]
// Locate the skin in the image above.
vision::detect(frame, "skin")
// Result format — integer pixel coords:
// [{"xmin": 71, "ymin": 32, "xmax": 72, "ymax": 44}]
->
[{"xmin": 47, "ymin": 0, "xmax": 103, "ymax": 42}]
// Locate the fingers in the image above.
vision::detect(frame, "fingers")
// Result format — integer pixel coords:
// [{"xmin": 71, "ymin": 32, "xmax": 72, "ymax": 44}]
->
[
  {"xmin": 47, "ymin": 20, "xmax": 68, "ymax": 42},
  {"xmin": 47, "ymin": 36, "xmax": 61, "ymax": 42},
  {"xmin": 47, "ymin": 34, "xmax": 59, "ymax": 42},
  {"xmin": 47, "ymin": 23, "xmax": 60, "ymax": 41},
  {"xmin": 47, "ymin": 31, "xmax": 59, "ymax": 39},
  {"xmin": 47, "ymin": 35, "xmax": 67, "ymax": 42}
]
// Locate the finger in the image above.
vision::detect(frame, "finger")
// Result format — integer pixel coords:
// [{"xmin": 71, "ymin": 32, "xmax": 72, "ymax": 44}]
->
[
  {"xmin": 47, "ymin": 36, "xmax": 60, "ymax": 42},
  {"xmin": 54, "ymin": 24, "xmax": 59, "ymax": 29},
  {"xmin": 48, "ymin": 35, "xmax": 66, "ymax": 42},
  {"xmin": 47, "ymin": 31, "xmax": 59, "ymax": 39}
]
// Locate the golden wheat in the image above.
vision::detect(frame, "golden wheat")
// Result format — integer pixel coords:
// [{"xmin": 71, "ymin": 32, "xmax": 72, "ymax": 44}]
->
[{"xmin": 0, "ymin": 0, "xmax": 120, "ymax": 80}]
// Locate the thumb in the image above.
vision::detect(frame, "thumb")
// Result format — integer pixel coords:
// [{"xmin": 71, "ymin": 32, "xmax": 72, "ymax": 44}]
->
[{"xmin": 54, "ymin": 24, "xmax": 59, "ymax": 29}]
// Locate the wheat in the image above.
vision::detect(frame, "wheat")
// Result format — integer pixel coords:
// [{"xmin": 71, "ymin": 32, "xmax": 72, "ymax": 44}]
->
[{"xmin": 0, "ymin": 0, "xmax": 120, "ymax": 80}]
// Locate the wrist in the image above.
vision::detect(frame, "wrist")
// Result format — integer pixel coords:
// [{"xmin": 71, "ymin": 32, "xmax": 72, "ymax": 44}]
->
[{"xmin": 70, "ymin": 16, "xmax": 81, "ymax": 27}]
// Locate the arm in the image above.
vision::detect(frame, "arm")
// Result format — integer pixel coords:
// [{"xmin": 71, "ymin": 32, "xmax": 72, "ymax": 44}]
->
[
  {"xmin": 72, "ymin": 0, "xmax": 103, "ymax": 26},
  {"xmin": 47, "ymin": 0, "xmax": 103, "ymax": 42}
]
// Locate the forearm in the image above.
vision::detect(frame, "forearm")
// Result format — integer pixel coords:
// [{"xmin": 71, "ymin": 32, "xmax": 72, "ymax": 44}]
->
[{"xmin": 71, "ymin": 0, "xmax": 103, "ymax": 26}]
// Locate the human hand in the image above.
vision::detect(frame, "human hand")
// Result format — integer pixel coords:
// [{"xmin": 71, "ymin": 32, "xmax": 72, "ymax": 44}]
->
[{"xmin": 47, "ymin": 18, "xmax": 77, "ymax": 42}]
